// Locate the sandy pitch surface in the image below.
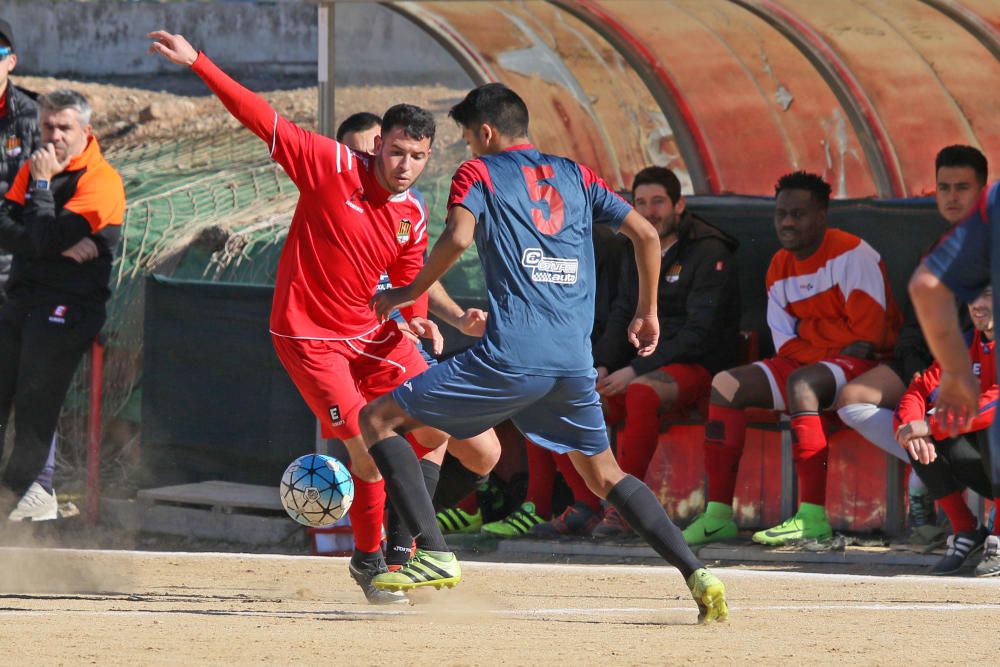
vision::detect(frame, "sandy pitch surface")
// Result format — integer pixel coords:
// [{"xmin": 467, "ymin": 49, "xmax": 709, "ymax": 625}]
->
[{"xmin": 1, "ymin": 547, "xmax": 998, "ymax": 666}]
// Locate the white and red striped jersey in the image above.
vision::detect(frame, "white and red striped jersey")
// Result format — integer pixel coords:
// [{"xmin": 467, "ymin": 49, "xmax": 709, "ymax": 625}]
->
[
  {"xmin": 765, "ymin": 228, "xmax": 901, "ymax": 364},
  {"xmin": 191, "ymin": 53, "xmax": 427, "ymax": 340}
]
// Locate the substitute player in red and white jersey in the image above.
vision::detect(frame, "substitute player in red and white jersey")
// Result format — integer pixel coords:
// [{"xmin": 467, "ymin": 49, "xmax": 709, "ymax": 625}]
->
[
  {"xmin": 684, "ymin": 171, "xmax": 901, "ymax": 547},
  {"xmin": 147, "ymin": 31, "xmax": 449, "ymax": 604}
]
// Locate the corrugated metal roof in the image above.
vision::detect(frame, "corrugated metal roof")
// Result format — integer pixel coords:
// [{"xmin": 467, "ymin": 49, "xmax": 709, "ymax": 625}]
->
[{"xmin": 387, "ymin": 0, "xmax": 1000, "ymax": 197}]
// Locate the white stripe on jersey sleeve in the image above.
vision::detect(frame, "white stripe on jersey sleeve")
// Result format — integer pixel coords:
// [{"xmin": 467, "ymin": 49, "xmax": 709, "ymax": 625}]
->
[
  {"xmin": 767, "ymin": 282, "xmax": 799, "ymax": 353},
  {"xmin": 830, "ymin": 240, "xmax": 888, "ymax": 308},
  {"xmin": 269, "ymin": 112, "xmax": 278, "ymax": 157},
  {"xmin": 408, "ymin": 192, "xmax": 428, "ymax": 243},
  {"xmin": 346, "ymin": 146, "xmax": 353, "ymax": 171},
  {"xmin": 335, "ymin": 142, "xmax": 342, "ymax": 173}
]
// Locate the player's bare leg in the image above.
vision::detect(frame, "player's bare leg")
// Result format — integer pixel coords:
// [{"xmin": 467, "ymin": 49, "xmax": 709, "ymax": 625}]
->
[
  {"xmin": 751, "ymin": 363, "xmax": 836, "ymax": 546},
  {"xmin": 360, "ymin": 395, "xmax": 461, "ymax": 591},
  {"xmin": 568, "ymin": 448, "xmax": 729, "ymax": 623}
]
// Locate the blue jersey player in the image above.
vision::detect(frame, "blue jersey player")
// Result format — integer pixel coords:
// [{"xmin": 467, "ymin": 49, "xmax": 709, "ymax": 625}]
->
[
  {"xmin": 910, "ymin": 180, "xmax": 1000, "ymax": 577},
  {"xmin": 358, "ymin": 84, "xmax": 728, "ymax": 622}
]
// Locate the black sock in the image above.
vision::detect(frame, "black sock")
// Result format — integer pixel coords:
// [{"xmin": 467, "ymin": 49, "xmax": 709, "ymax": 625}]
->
[
  {"xmin": 369, "ymin": 436, "xmax": 448, "ymax": 552},
  {"xmin": 433, "ymin": 453, "xmax": 489, "ymax": 511},
  {"xmin": 351, "ymin": 547, "xmax": 384, "ymax": 566},
  {"xmin": 385, "ymin": 459, "xmax": 442, "ymax": 566},
  {"xmin": 608, "ymin": 475, "xmax": 703, "ymax": 579}
]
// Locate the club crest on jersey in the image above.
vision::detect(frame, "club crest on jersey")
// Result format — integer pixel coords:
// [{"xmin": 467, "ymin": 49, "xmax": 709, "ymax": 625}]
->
[
  {"xmin": 396, "ymin": 219, "xmax": 412, "ymax": 244},
  {"xmin": 5, "ymin": 135, "xmax": 22, "ymax": 157},
  {"xmin": 665, "ymin": 263, "xmax": 682, "ymax": 283}
]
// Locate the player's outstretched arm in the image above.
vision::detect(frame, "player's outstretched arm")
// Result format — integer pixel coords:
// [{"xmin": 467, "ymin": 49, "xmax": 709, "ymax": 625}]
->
[
  {"xmin": 147, "ymin": 31, "xmax": 283, "ymax": 149},
  {"xmin": 371, "ymin": 206, "xmax": 476, "ymax": 321},
  {"xmin": 909, "ymin": 263, "xmax": 978, "ymax": 434},
  {"xmin": 617, "ymin": 209, "xmax": 660, "ymax": 356}
]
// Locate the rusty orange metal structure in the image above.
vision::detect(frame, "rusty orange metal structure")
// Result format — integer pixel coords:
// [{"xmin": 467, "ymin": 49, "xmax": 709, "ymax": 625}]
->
[{"xmin": 386, "ymin": 0, "xmax": 1000, "ymax": 197}]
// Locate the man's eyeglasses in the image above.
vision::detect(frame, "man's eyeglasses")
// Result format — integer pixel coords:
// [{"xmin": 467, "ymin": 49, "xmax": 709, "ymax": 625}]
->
[{"xmin": 0, "ymin": 47, "xmax": 11, "ymax": 60}]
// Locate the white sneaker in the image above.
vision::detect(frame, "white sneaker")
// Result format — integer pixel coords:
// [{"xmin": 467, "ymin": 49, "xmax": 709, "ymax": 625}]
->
[{"xmin": 8, "ymin": 482, "xmax": 58, "ymax": 522}]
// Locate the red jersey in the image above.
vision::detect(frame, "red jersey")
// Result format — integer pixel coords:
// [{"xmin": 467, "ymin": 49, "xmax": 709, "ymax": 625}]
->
[
  {"xmin": 894, "ymin": 329, "xmax": 997, "ymax": 439},
  {"xmin": 191, "ymin": 54, "xmax": 427, "ymax": 339},
  {"xmin": 765, "ymin": 228, "xmax": 901, "ymax": 364}
]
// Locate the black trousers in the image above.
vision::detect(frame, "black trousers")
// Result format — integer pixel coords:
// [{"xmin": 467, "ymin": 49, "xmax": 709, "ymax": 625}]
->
[
  {"xmin": 910, "ymin": 429, "xmax": 998, "ymax": 501},
  {"xmin": 0, "ymin": 300, "xmax": 104, "ymax": 497}
]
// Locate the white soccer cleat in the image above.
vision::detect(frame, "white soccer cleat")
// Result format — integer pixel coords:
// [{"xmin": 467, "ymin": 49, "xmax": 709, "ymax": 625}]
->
[{"xmin": 8, "ymin": 482, "xmax": 58, "ymax": 522}]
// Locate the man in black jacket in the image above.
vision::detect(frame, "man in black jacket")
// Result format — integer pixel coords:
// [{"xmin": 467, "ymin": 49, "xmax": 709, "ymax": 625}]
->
[
  {"xmin": 0, "ymin": 89, "xmax": 125, "ymax": 520},
  {"xmin": 591, "ymin": 166, "xmax": 740, "ymax": 539},
  {"xmin": 0, "ymin": 18, "xmax": 41, "ymax": 302}
]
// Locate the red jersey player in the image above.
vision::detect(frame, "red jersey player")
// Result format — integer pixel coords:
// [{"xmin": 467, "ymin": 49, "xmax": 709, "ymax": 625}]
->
[{"xmin": 148, "ymin": 31, "xmax": 448, "ymax": 603}]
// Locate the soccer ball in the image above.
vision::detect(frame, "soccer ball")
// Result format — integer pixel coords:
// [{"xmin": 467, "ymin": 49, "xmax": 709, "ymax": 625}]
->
[{"xmin": 279, "ymin": 454, "xmax": 354, "ymax": 527}]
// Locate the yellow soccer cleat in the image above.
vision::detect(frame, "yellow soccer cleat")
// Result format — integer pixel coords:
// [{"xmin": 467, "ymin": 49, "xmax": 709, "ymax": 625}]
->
[
  {"xmin": 371, "ymin": 549, "xmax": 462, "ymax": 591},
  {"xmin": 687, "ymin": 568, "xmax": 729, "ymax": 624}
]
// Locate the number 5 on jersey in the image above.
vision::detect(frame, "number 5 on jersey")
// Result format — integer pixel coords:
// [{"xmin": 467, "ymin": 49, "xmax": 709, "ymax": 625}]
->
[{"xmin": 522, "ymin": 165, "xmax": 565, "ymax": 234}]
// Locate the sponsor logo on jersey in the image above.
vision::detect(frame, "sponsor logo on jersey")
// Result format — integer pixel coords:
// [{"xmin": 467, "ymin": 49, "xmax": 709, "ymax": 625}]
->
[
  {"xmin": 329, "ymin": 405, "xmax": 344, "ymax": 426},
  {"xmin": 403, "ymin": 381, "xmax": 413, "ymax": 392},
  {"xmin": 521, "ymin": 248, "xmax": 578, "ymax": 285},
  {"xmin": 48, "ymin": 304, "xmax": 68, "ymax": 324},
  {"xmin": 396, "ymin": 219, "xmax": 412, "ymax": 244},
  {"xmin": 346, "ymin": 187, "xmax": 366, "ymax": 213},
  {"xmin": 666, "ymin": 263, "xmax": 682, "ymax": 283}
]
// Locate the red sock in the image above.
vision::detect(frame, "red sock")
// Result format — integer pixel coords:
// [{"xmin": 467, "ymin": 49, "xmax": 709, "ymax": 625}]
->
[
  {"xmin": 618, "ymin": 383, "xmax": 662, "ymax": 479},
  {"xmin": 938, "ymin": 491, "xmax": 977, "ymax": 534},
  {"xmin": 704, "ymin": 404, "xmax": 747, "ymax": 505},
  {"xmin": 553, "ymin": 453, "xmax": 601, "ymax": 511},
  {"xmin": 457, "ymin": 492, "xmax": 479, "ymax": 514},
  {"xmin": 348, "ymin": 475, "xmax": 386, "ymax": 553},
  {"xmin": 405, "ymin": 432, "xmax": 435, "ymax": 459},
  {"xmin": 525, "ymin": 440, "xmax": 556, "ymax": 518},
  {"xmin": 993, "ymin": 499, "xmax": 1000, "ymax": 536},
  {"xmin": 791, "ymin": 413, "xmax": 828, "ymax": 506},
  {"xmin": 604, "ymin": 393, "xmax": 627, "ymax": 426}
]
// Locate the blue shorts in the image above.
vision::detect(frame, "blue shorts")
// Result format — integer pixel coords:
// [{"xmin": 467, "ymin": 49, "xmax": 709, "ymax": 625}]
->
[{"xmin": 392, "ymin": 347, "xmax": 609, "ymax": 456}]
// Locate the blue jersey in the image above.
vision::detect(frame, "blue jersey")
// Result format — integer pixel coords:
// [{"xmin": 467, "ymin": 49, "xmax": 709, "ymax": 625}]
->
[{"xmin": 448, "ymin": 144, "xmax": 631, "ymax": 375}]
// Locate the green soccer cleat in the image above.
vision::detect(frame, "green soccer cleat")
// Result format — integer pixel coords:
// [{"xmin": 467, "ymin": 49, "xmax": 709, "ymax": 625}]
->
[
  {"xmin": 682, "ymin": 502, "xmax": 739, "ymax": 546},
  {"xmin": 372, "ymin": 549, "xmax": 462, "ymax": 591},
  {"xmin": 687, "ymin": 568, "xmax": 729, "ymax": 623},
  {"xmin": 436, "ymin": 507, "xmax": 483, "ymax": 534},
  {"xmin": 481, "ymin": 502, "xmax": 546, "ymax": 538},
  {"xmin": 752, "ymin": 502, "xmax": 832, "ymax": 546}
]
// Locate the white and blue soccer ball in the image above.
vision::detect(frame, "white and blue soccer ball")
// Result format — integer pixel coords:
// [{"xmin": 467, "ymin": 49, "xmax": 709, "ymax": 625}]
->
[{"xmin": 279, "ymin": 454, "xmax": 354, "ymax": 527}]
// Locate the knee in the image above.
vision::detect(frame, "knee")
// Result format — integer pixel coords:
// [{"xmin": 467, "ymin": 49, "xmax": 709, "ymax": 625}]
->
[
  {"xmin": 709, "ymin": 371, "xmax": 740, "ymax": 408},
  {"xmin": 785, "ymin": 371, "xmax": 819, "ymax": 411},
  {"xmin": 449, "ymin": 430, "xmax": 501, "ymax": 475},
  {"xmin": 834, "ymin": 382, "xmax": 863, "ymax": 410}
]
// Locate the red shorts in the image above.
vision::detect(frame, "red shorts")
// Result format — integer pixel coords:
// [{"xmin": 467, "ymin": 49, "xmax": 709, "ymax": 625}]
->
[
  {"xmin": 271, "ymin": 320, "xmax": 428, "ymax": 440},
  {"xmin": 754, "ymin": 355, "xmax": 879, "ymax": 412},
  {"xmin": 603, "ymin": 363, "xmax": 712, "ymax": 423}
]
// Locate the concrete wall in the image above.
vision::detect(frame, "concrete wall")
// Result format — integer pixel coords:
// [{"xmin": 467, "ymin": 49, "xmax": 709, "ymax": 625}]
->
[{"xmin": 1, "ymin": 0, "xmax": 470, "ymax": 85}]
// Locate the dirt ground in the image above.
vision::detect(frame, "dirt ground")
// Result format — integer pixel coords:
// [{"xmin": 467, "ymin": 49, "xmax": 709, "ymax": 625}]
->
[{"xmin": 0, "ymin": 544, "xmax": 997, "ymax": 666}]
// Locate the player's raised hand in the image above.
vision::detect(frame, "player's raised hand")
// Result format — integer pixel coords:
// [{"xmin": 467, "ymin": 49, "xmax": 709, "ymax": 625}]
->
[
  {"xmin": 147, "ymin": 31, "xmax": 199, "ymax": 67},
  {"xmin": 628, "ymin": 313, "xmax": 659, "ymax": 357},
  {"xmin": 370, "ymin": 285, "xmax": 415, "ymax": 321},
  {"xmin": 457, "ymin": 308, "xmax": 488, "ymax": 338},
  {"xmin": 408, "ymin": 316, "xmax": 444, "ymax": 356},
  {"xmin": 934, "ymin": 369, "xmax": 979, "ymax": 437}
]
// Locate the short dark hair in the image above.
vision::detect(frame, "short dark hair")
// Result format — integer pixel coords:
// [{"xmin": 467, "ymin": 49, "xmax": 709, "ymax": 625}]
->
[
  {"xmin": 936, "ymin": 144, "xmax": 988, "ymax": 185},
  {"xmin": 380, "ymin": 104, "xmax": 435, "ymax": 146},
  {"xmin": 632, "ymin": 166, "xmax": 682, "ymax": 204},
  {"xmin": 775, "ymin": 171, "xmax": 831, "ymax": 209},
  {"xmin": 336, "ymin": 111, "xmax": 381, "ymax": 142},
  {"xmin": 449, "ymin": 83, "xmax": 529, "ymax": 137},
  {"xmin": 40, "ymin": 89, "xmax": 92, "ymax": 126}
]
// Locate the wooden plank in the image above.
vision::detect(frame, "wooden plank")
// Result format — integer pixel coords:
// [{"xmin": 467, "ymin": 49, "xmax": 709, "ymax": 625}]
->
[{"xmin": 137, "ymin": 481, "xmax": 282, "ymax": 512}]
